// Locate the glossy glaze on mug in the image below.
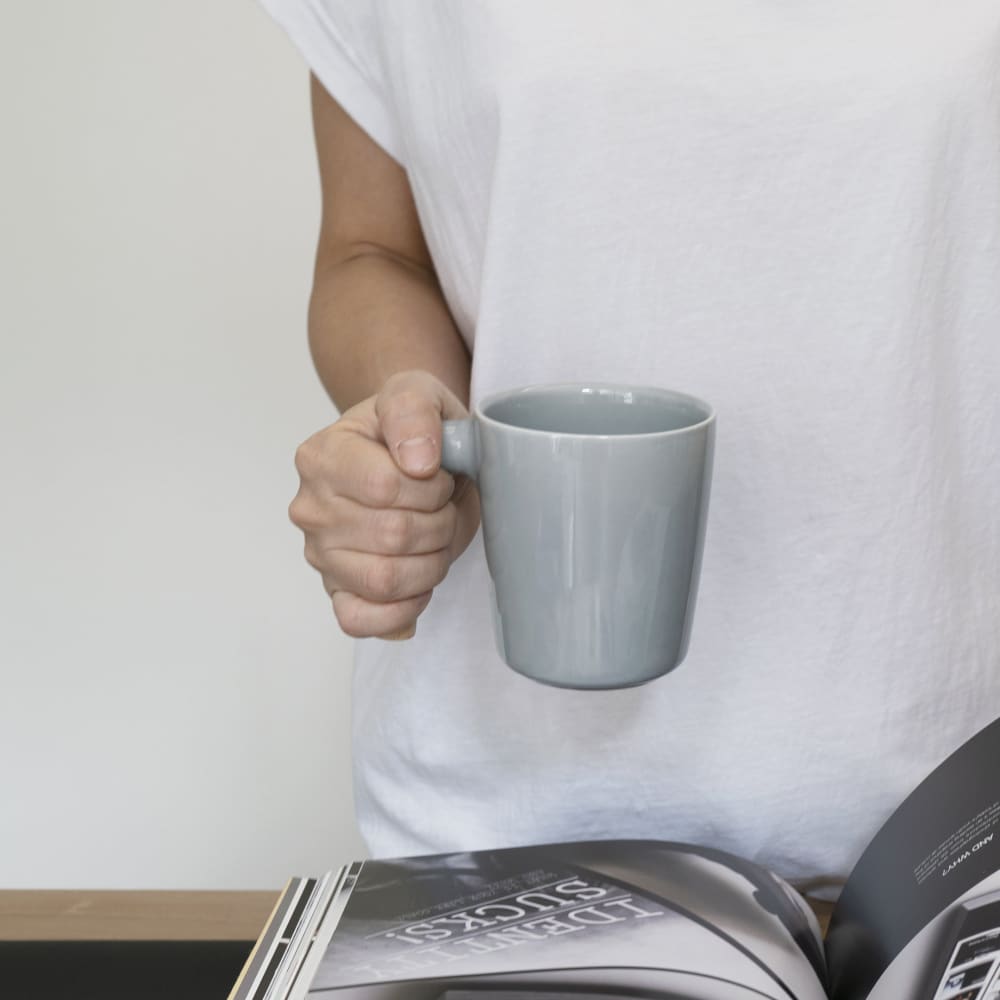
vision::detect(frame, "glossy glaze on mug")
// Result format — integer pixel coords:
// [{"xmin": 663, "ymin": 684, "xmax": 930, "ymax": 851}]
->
[{"xmin": 442, "ymin": 384, "xmax": 715, "ymax": 690}]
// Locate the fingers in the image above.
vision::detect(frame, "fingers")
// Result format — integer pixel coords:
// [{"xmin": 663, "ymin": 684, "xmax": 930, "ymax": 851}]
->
[
  {"xmin": 322, "ymin": 551, "xmax": 440, "ymax": 638},
  {"xmin": 319, "ymin": 548, "xmax": 453, "ymax": 605},
  {"xmin": 294, "ymin": 431, "xmax": 455, "ymax": 513},
  {"xmin": 301, "ymin": 496, "xmax": 459, "ymax": 556},
  {"xmin": 375, "ymin": 371, "xmax": 469, "ymax": 478},
  {"xmin": 330, "ymin": 590, "xmax": 432, "ymax": 639},
  {"xmin": 289, "ymin": 371, "xmax": 475, "ymax": 641}
]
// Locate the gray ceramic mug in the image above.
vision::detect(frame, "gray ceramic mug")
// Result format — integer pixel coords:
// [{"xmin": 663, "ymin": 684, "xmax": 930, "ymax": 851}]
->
[{"xmin": 440, "ymin": 383, "xmax": 715, "ymax": 690}]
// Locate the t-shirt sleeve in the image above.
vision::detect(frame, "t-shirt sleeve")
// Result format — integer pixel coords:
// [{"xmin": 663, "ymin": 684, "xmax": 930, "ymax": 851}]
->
[{"xmin": 259, "ymin": 0, "xmax": 406, "ymax": 165}]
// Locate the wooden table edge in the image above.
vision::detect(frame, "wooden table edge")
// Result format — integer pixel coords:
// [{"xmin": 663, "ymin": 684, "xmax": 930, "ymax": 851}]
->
[
  {"xmin": 0, "ymin": 888, "xmax": 832, "ymax": 941},
  {"xmin": 0, "ymin": 890, "xmax": 282, "ymax": 941}
]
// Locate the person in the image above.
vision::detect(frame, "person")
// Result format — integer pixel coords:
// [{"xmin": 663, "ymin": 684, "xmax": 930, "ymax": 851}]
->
[{"xmin": 261, "ymin": 1, "xmax": 1000, "ymax": 883}]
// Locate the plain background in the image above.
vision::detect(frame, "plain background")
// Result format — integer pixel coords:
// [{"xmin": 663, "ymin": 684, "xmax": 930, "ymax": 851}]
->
[{"xmin": 0, "ymin": 1, "xmax": 368, "ymax": 888}]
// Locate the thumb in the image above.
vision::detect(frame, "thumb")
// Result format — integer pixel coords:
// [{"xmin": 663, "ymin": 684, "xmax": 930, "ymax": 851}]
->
[{"xmin": 375, "ymin": 371, "xmax": 469, "ymax": 478}]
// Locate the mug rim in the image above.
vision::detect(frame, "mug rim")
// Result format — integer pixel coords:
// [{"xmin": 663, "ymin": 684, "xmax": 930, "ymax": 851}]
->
[{"xmin": 473, "ymin": 382, "xmax": 715, "ymax": 439}]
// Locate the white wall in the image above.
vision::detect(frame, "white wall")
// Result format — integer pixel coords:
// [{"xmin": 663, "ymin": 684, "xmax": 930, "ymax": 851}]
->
[{"xmin": 0, "ymin": 1, "xmax": 367, "ymax": 888}]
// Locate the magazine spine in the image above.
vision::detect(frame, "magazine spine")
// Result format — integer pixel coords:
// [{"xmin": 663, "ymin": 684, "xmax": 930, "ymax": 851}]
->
[
  {"xmin": 265, "ymin": 868, "xmax": 344, "ymax": 1000},
  {"xmin": 286, "ymin": 861, "xmax": 365, "ymax": 1000},
  {"xmin": 226, "ymin": 879, "xmax": 304, "ymax": 1000}
]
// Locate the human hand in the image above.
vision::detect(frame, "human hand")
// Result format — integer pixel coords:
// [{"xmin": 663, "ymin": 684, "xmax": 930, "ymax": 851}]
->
[{"xmin": 289, "ymin": 371, "xmax": 481, "ymax": 639}]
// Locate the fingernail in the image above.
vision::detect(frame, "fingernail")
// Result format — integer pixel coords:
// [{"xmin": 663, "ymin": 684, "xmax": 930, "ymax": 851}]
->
[{"xmin": 396, "ymin": 436, "xmax": 437, "ymax": 474}]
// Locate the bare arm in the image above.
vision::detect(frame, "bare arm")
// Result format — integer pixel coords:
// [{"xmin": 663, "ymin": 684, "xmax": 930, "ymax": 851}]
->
[
  {"xmin": 288, "ymin": 76, "xmax": 479, "ymax": 640},
  {"xmin": 307, "ymin": 74, "xmax": 470, "ymax": 409}
]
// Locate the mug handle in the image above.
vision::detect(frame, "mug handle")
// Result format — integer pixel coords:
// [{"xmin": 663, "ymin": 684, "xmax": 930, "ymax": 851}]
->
[{"xmin": 441, "ymin": 419, "xmax": 480, "ymax": 479}]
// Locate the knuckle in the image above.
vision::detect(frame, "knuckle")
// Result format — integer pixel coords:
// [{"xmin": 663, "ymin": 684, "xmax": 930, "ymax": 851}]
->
[
  {"xmin": 389, "ymin": 388, "xmax": 432, "ymax": 416},
  {"xmin": 381, "ymin": 372, "xmax": 406, "ymax": 394},
  {"xmin": 376, "ymin": 508, "xmax": 414, "ymax": 553},
  {"xmin": 295, "ymin": 429, "xmax": 348, "ymax": 485},
  {"xmin": 363, "ymin": 557, "xmax": 401, "ymax": 601},
  {"xmin": 293, "ymin": 439, "xmax": 319, "ymax": 479},
  {"xmin": 288, "ymin": 494, "xmax": 311, "ymax": 528},
  {"xmin": 302, "ymin": 541, "xmax": 324, "ymax": 571},
  {"xmin": 431, "ymin": 550, "xmax": 453, "ymax": 586},
  {"xmin": 382, "ymin": 370, "xmax": 421, "ymax": 396},
  {"xmin": 337, "ymin": 619, "xmax": 366, "ymax": 639},
  {"xmin": 288, "ymin": 495, "xmax": 327, "ymax": 532},
  {"xmin": 378, "ymin": 372, "xmax": 440, "ymax": 425},
  {"xmin": 333, "ymin": 598, "xmax": 368, "ymax": 639},
  {"xmin": 363, "ymin": 465, "xmax": 401, "ymax": 507}
]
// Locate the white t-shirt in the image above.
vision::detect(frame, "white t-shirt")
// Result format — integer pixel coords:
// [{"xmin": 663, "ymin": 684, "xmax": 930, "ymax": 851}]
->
[{"xmin": 262, "ymin": 0, "xmax": 1000, "ymax": 881}]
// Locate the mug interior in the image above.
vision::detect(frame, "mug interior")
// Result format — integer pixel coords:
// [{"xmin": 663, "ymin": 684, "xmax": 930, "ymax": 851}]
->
[{"xmin": 481, "ymin": 385, "xmax": 711, "ymax": 436}]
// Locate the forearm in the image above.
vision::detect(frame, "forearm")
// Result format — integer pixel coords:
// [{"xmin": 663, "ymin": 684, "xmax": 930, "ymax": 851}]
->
[{"xmin": 308, "ymin": 248, "xmax": 471, "ymax": 413}]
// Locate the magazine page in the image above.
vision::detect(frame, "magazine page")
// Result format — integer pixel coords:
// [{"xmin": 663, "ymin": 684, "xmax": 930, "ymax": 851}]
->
[
  {"xmin": 826, "ymin": 717, "xmax": 1000, "ymax": 1000},
  {"xmin": 297, "ymin": 840, "xmax": 827, "ymax": 1000}
]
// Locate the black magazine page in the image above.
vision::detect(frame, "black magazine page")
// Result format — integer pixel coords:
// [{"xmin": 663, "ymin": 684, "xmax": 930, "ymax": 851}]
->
[
  {"xmin": 826, "ymin": 717, "xmax": 1000, "ymax": 1000},
  {"xmin": 300, "ymin": 840, "xmax": 827, "ymax": 1000}
]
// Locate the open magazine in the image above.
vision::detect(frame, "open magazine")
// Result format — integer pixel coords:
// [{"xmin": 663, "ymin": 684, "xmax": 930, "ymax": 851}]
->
[{"xmin": 230, "ymin": 717, "xmax": 1000, "ymax": 1000}]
